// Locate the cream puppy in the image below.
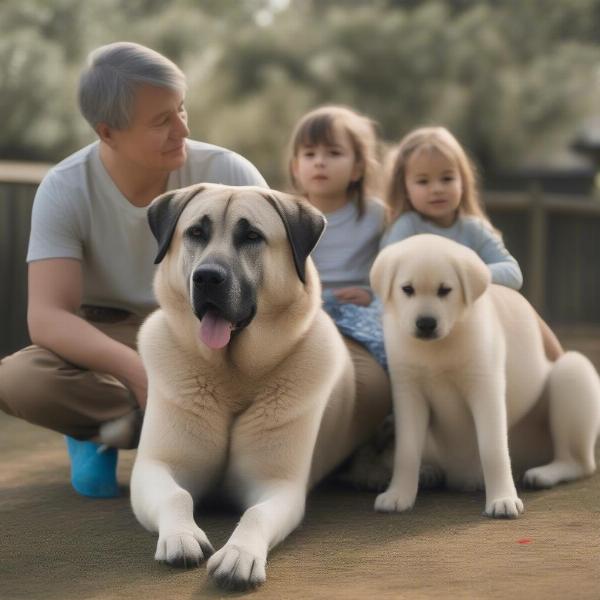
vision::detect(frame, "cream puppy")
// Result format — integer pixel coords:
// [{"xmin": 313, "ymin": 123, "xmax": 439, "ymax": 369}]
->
[{"xmin": 371, "ymin": 234, "xmax": 600, "ymax": 518}]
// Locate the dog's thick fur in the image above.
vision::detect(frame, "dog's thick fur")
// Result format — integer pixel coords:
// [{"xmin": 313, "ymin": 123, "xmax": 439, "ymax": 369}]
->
[
  {"xmin": 130, "ymin": 184, "xmax": 388, "ymax": 590},
  {"xmin": 371, "ymin": 234, "xmax": 600, "ymax": 518}
]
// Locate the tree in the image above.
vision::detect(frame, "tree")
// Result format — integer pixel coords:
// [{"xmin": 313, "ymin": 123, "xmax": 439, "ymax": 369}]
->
[{"xmin": 1, "ymin": 0, "xmax": 599, "ymax": 186}]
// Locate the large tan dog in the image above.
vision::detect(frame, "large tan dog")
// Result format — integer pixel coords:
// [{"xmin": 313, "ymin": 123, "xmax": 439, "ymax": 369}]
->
[
  {"xmin": 371, "ymin": 234, "xmax": 600, "ymax": 518},
  {"xmin": 130, "ymin": 183, "xmax": 389, "ymax": 590}
]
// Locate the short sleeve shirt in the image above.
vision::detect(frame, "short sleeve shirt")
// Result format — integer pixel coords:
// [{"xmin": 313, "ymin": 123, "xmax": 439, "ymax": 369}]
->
[{"xmin": 27, "ymin": 140, "xmax": 267, "ymax": 316}]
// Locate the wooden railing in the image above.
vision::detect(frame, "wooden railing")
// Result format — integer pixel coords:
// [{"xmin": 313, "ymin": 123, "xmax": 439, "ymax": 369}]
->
[
  {"xmin": 1, "ymin": 161, "xmax": 599, "ymax": 357},
  {"xmin": 484, "ymin": 189, "xmax": 600, "ymax": 324},
  {"xmin": 0, "ymin": 161, "xmax": 52, "ymax": 185}
]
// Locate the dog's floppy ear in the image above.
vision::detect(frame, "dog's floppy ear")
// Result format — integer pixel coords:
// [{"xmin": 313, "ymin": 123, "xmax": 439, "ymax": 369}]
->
[
  {"xmin": 148, "ymin": 184, "xmax": 206, "ymax": 264},
  {"xmin": 452, "ymin": 248, "xmax": 491, "ymax": 305},
  {"xmin": 370, "ymin": 244, "xmax": 398, "ymax": 303},
  {"xmin": 263, "ymin": 192, "xmax": 326, "ymax": 283}
]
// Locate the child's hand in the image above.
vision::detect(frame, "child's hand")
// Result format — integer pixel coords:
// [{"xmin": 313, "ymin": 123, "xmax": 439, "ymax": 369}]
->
[{"xmin": 333, "ymin": 287, "xmax": 373, "ymax": 306}]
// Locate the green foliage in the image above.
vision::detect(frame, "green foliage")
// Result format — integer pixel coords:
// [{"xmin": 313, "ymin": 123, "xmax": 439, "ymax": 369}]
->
[{"xmin": 1, "ymin": 0, "xmax": 599, "ymax": 186}]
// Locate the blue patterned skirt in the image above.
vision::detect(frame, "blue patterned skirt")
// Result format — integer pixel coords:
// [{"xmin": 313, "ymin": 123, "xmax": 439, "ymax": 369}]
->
[{"xmin": 322, "ymin": 291, "xmax": 387, "ymax": 370}]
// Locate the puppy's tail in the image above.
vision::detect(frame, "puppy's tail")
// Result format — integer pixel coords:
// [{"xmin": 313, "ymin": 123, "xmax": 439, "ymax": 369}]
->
[{"xmin": 546, "ymin": 352, "xmax": 600, "ymax": 470}]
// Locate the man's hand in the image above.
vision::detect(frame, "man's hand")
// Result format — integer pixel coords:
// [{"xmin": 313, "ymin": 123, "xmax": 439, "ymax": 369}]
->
[
  {"xmin": 332, "ymin": 286, "xmax": 373, "ymax": 306},
  {"xmin": 115, "ymin": 348, "xmax": 148, "ymax": 409}
]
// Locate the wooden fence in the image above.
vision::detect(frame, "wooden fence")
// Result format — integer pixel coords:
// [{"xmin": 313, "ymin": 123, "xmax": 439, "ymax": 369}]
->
[
  {"xmin": 0, "ymin": 161, "xmax": 599, "ymax": 357},
  {"xmin": 485, "ymin": 189, "xmax": 600, "ymax": 325},
  {"xmin": 0, "ymin": 162, "xmax": 52, "ymax": 358}
]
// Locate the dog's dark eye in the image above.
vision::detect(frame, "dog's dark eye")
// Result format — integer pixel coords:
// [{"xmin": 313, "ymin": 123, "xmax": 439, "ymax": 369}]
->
[
  {"xmin": 185, "ymin": 216, "xmax": 211, "ymax": 243},
  {"xmin": 187, "ymin": 225, "xmax": 206, "ymax": 240},
  {"xmin": 402, "ymin": 285, "xmax": 415, "ymax": 297},
  {"xmin": 245, "ymin": 230, "xmax": 263, "ymax": 242},
  {"xmin": 438, "ymin": 285, "xmax": 452, "ymax": 298}
]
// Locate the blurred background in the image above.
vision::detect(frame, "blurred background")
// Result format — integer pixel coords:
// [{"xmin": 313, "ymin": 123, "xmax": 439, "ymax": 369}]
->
[{"xmin": 1, "ymin": 0, "xmax": 600, "ymax": 357}]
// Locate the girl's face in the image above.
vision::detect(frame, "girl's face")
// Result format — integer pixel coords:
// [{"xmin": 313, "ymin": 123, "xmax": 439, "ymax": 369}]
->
[
  {"xmin": 291, "ymin": 123, "xmax": 362, "ymax": 206},
  {"xmin": 404, "ymin": 147, "xmax": 463, "ymax": 227}
]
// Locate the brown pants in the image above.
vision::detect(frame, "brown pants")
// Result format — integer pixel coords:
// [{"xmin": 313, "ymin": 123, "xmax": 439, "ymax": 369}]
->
[
  {"xmin": 0, "ymin": 311, "xmax": 391, "ymax": 448},
  {"xmin": 0, "ymin": 310, "xmax": 141, "ymax": 443}
]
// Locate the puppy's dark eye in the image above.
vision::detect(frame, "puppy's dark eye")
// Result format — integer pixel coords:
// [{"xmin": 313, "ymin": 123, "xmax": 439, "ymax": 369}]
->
[
  {"xmin": 402, "ymin": 285, "xmax": 415, "ymax": 297},
  {"xmin": 438, "ymin": 285, "xmax": 452, "ymax": 298},
  {"xmin": 246, "ymin": 230, "xmax": 263, "ymax": 242}
]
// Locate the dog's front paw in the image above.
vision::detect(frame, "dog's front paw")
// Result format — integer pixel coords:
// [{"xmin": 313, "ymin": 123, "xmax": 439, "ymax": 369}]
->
[
  {"xmin": 374, "ymin": 488, "xmax": 416, "ymax": 513},
  {"xmin": 155, "ymin": 528, "xmax": 215, "ymax": 568},
  {"xmin": 207, "ymin": 543, "xmax": 266, "ymax": 591},
  {"xmin": 484, "ymin": 496, "xmax": 524, "ymax": 519}
]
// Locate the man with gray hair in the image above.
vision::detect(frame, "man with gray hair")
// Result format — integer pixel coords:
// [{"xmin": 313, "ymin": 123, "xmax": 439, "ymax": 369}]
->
[{"xmin": 0, "ymin": 42, "xmax": 267, "ymax": 498}]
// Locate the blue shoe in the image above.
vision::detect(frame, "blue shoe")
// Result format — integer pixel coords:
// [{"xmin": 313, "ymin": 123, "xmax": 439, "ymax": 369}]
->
[{"xmin": 65, "ymin": 436, "xmax": 120, "ymax": 498}]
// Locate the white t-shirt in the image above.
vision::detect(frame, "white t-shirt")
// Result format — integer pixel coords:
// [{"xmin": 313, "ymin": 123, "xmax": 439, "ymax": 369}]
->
[
  {"xmin": 27, "ymin": 140, "xmax": 267, "ymax": 316},
  {"xmin": 311, "ymin": 199, "xmax": 386, "ymax": 289}
]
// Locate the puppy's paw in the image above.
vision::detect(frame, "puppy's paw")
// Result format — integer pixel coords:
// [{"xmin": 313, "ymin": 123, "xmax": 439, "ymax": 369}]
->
[
  {"xmin": 484, "ymin": 496, "xmax": 524, "ymax": 519},
  {"xmin": 155, "ymin": 528, "xmax": 215, "ymax": 568},
  {"xmin": 522, "ymin": 467, "xmax": 555, "ymax": 489},
  {"xmin": 374, "ymin": 488, "xmax": 416, "ymax": 513},
  {"xmin": 523, "ymin": 461, "xmax": 589, "ymax": 489},
  {"xmin": 207, "ymin": 544, "xmax": 266, "ymax": 591}
]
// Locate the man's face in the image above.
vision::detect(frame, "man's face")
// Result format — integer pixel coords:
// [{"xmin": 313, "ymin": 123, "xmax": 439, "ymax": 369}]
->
[{"xmin": 106, "ymin": 84, "xmax": 190, "ymax": 173}]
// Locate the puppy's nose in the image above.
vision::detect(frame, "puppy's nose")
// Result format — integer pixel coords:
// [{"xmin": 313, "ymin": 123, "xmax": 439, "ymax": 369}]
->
[
  {"xmin": 193, "ymin": 264, "xmax": 227, "ymax": 287},
  {"xmin": 416, "ymin": 316, "xmax": 437, "ymax": 336}
]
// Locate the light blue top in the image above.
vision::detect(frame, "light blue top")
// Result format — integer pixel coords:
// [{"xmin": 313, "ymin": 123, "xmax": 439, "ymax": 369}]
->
[
  {"xmin": 381, "ymin": 211, "xmax": 523, "ymax": 290},
  {"xmin": 312, "ymin": 199, "xmax": 386, "ymax": 290}
]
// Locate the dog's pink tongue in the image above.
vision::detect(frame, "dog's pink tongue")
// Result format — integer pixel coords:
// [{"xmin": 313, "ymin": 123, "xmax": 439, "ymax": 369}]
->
[{"xmin": 199, "ymin": 310, "xmax": 232, "ymax": 349}]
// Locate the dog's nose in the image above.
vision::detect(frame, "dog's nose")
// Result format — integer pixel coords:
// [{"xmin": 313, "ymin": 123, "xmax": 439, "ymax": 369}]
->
[
  {"xmin": 416, "ymin": 316, "xmax": 437, "ymax": 336},
  {"xmin": 193, "ymin": 264, "xmax": 227, "ymax": 287}
]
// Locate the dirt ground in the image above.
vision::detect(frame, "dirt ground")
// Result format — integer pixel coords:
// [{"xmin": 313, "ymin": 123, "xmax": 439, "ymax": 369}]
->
[{"xmin": 1, "ymin": 328, "xmax": 599, "ymax": 600}]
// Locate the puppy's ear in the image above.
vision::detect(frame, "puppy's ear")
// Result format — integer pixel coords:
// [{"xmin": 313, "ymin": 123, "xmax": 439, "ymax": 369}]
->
[
  {"xmin": 452, "ymin": 249, "xmax": 491, "ymax": 305},
  {"xmin": 148, "ymin": 184, "xmax": 206, "ymax": 264},
  {"xmin": 263, "ymin": 192, "xmax": 326, "ymax": 283},
  {"xmin": 370, "ymin": 245, "xmax": 397, "ymax": 303}
]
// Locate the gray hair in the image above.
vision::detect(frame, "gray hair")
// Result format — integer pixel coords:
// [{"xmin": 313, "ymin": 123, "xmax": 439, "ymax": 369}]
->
[{"xmin": 78, "ymin": 41, "xmax": 187, "ymax": 130}]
